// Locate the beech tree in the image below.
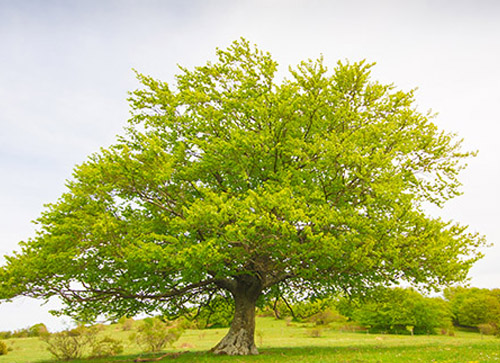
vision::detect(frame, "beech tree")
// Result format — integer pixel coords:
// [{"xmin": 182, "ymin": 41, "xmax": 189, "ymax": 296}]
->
[{"xmin": 0, "ymin": 39, "xmax": 485, "ymax": 355}]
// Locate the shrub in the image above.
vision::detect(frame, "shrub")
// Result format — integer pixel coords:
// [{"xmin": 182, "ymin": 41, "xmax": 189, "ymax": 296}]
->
[
  {"xmin": 478, "ymin": 323, "xmax": 497, "ymax": 336},
  {"xmin": 309, "ymin": 308, "xmax": 347, "ymax": 326},
  {"xmin": 118, "ymin": 316, "xmax": 135, "ymax": 331},
  {"xmin": 132, "ymin": 317, "xmax": 183, "ymax": 352},
  {"xmin": 0, "ymin": 331, "xmax": 12, "ymax": 339},
  {"xmin": 90, "ymin": 336, "xmax": 124, "ymax": 358},
  {"xmin": 308, "ymin": 327, "xmax": 323, "ymax": 338},
  {"xmin": 0, "ymin": 340, "xmax": 8, "ymax": 355},
  {"xmin": 42, "ymin": 326, "xmax": 97, "ymax": 360},
  {"xmin": 12, "ymin": 328, "xmax": 29, "ymax": 338},
  {"xmin": 294, "ymin": 298, "xmax": 337, "ymax": 321}
]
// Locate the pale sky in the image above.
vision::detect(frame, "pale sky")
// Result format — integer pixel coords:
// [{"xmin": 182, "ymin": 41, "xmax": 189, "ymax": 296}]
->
[{"xmin": 1, "ymin": 0, "xmax": 499, "ymax": 332}]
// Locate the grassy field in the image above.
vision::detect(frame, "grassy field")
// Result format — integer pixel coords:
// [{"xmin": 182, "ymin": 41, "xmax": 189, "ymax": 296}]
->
[{"xmin": 1, "ymin": 317, "xmax": 499, "ymax": 363}]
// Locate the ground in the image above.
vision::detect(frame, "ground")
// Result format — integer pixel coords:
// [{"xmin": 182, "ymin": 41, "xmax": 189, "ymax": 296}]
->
[{"xmin": 1, "ymin": 317, "xmax": 499, "ymax": 362}]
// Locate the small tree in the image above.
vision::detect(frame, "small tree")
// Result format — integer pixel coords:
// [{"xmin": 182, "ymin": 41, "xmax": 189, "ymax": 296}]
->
[{"xmin": 0, "ymin": 39, "xmax": 486, "ymax": 355}]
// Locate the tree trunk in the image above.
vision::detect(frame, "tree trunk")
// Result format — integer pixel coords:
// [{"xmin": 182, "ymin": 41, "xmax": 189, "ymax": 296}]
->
[{"xmin": 210, "ymin": 276, "xmax": 261, "ymax": 355}]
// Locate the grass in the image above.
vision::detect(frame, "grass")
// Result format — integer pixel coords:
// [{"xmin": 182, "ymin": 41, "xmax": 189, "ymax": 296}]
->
[{"xmin": 1, "ymin": 317, "xmax": 499, "ymax": 363}]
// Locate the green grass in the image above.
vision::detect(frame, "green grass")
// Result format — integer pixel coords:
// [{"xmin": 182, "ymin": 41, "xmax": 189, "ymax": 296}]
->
[{"xmin": 1, "ymin": 317, "xmax": 499, "ymax": 363}]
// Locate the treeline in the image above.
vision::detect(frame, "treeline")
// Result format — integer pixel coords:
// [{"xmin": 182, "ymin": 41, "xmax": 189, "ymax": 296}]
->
[
  {"xmin": 291, "ymin": 287, "xmax": 500, "ymax": 336},
  {"xmin": 1, "ymin": 287, "xmax": 499, "ymax": 340},
  {"xmin": 0, "ymin": 323, "xmax": 48, "ymax": 339},
  {"xmin": 445, "ymin": 287, "xmax": 500, "ymax": 335},
  {"xmin": 188, "ymin": 287, "xmax": 500, "ymax": 336}
]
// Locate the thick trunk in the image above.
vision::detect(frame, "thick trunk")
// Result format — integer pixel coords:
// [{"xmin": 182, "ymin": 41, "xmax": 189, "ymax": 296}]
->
[{"xmin": 211, "ymin": 276, "xmax": 261, "ymax": 355}]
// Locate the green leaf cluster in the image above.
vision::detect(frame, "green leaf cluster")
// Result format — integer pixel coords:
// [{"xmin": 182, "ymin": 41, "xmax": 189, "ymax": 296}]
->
[
  {"xmin": 445, "ymin": 287, "xmax": 500, "ymax": 333},
  {"xmin": 339, "ymin": 287, "xmax": 452, "ymax": 334}
]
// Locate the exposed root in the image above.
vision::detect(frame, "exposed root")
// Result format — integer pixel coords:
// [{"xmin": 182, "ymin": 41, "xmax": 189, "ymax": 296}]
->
[{"xmin": 210, "ymin": 328, "xmax": 258, "ymax": 356}]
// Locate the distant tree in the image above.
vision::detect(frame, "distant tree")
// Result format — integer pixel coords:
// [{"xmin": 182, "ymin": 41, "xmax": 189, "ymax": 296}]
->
[
  {"xmin": 445, "ymin": 287, "xmax": 500, "ymax": 333},
  {"xmin": 341, "ymin": 288, "xmax": 452, "ymax": 334},
  {"xmin": 0, "ymin": 39, "xmax": 485, "ymax": 355},
  {"xmin": 29, "ymin": 323, "xmax": 49, "ymax": 337}
]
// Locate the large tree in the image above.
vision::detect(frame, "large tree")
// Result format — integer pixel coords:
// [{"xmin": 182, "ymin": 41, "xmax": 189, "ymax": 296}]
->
[{"xmin": 0, "ymin": 39, "xmax": 485, "ymax": 355}]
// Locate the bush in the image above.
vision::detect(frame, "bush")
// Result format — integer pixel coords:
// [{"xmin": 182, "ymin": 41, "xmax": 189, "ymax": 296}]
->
[
  {"xmin": 309, "ymin": 308, "xmax": 347, "ymax": 326},
  {"xmin": 118, "ymin": 316, "xmax": 135, "ymax": 331},
  {"xmin": 478, "ymin": 323, "xmax": 497, "ymax": 336},
  {"xmin": 90, "ymin": 336, "xmax": 124, "ymax": 358},
  {"xmin": 0, "ymin": 340, "xmax": 8, "ymax": 355},
  {"xmin": 11, "ymin": 328, "xmax": 29, "ymax": 338},
  {"xmin": 42, "ymin": 326, "xmax": 97, "ymax": 360},
  {"xmin": 132, "ymin": 317, "xmax": 183, "ymax": 352},
  {"xmin": 42, "ymin": 325, "xmax": 124, "ymax": 360},
  {"xmin": 0, "ymin": 331, "xmax": 12, "ymax": 340},
  {"xmin": 308, "ymin": 327, "xmax": 323, "ymax": 338}
]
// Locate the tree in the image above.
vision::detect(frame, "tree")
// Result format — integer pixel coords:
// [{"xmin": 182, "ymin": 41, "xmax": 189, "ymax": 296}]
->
[
  {"xmin": 0, "ymin": 39, "xmax": 485, "ymax": 355},
  {"xmin": 445, "ymin": 287, "xmax": 500, "ymax": 333},
  {"xmin": 341, "ymin": 287, "xmax": 452, "ymax": 334}
]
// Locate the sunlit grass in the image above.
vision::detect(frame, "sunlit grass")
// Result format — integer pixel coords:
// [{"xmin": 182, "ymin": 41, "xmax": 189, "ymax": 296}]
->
[{"xmin": 1, "ymin": 317, "xmax": 499, "ymax": 362}]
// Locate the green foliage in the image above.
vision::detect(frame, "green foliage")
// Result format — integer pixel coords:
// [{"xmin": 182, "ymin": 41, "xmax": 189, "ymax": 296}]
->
[
  {"xmin": 291, "ymin": 299, "xmax": 333, "ymax": 321},
  {"xmin": 307, "ymin": 327, "xmax": 323, "ymax": 338},
  {"xmin": 309, "ymin": 308, "xmax": 347, "ymax": 326},
  {"xmin": 266, "ymin": 297, "xmax": 345, "ymax": 326},
  {"xmin": 117, "ymin": 316, "xmax": 135, "ymax": 331},
  {"xmin": 89, "ymin": 335, "xmax": 124, "ymax": 358},
  {"xmin": 0, "ymin": 39, "xmax": 485, "ymax": 351},
  {"xmin": 478, "ymin": 323, "xmax": 497, "ymax": 336},
  {"xmin": 0, "ymin": 316, "xmax": 499, "ymax": 362},
  {"xmin": 41, "ymin": 326, "xmax": 96, "ymax": 360},
  {"xmin": 11, "ymin": 329, "xmax": 29, "ymax": 338},
  {"xmin": 0, "ymin": 340, "xmax": 7, "ymax": 355},
  {"xmin": 0, "ymin": 331, "xmax": 12, "ymax": 340},
  {"xmin": 28, "ymin": 323, "xmax": 48, "ymax": 337},
  {"xmin": 191, "ymin": 296, "xmax": 234, "ymax": 329},
  {"xmin": 131, "ymin": 317, "xmax": 183, "ymax": 352},
  {"xmin": 41, "ymin": 324, "xmax": 124, "ymax": 360},
  {"xmin": 445, "ymin": 287, "xmax": 500, "ymax": 334},
  {"xmin": 341, "ymin": 288, "xmax": 452, "ymax": 334}
]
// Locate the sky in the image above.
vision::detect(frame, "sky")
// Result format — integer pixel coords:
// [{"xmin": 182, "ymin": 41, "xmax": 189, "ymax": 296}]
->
[{"xmin": 0, "ymin": 0, "xmax": 499, "ymax": 332}]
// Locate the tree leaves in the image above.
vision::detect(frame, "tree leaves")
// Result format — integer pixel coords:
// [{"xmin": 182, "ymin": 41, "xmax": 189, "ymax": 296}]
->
[{"xmin": 0, "ymin": 38, "xmax": 486, "ymax": 319}]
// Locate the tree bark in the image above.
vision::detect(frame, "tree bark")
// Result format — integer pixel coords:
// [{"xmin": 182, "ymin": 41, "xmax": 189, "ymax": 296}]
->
[{"xmin": 210, "ymin": 276, "xmax": 262, "ymax": 355}]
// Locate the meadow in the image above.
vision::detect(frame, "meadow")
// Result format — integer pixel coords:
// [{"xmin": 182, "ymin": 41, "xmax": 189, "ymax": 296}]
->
[{"xmin": 1, "ymin": 317, "xmax": 499, "ymax": 363}]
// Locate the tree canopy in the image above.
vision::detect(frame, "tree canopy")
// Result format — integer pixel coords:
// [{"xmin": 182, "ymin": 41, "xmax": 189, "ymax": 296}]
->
[
  {"xmin": 445, "ymin": 287, "xmax": 500, "ymax": 332},
  {"xmin": 338, "ymin": 287, "xmax": 452, "ymax": 335},
  {"xmin": 0, "ymin": 39, "xmax": 485, "ymax": 355}
]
